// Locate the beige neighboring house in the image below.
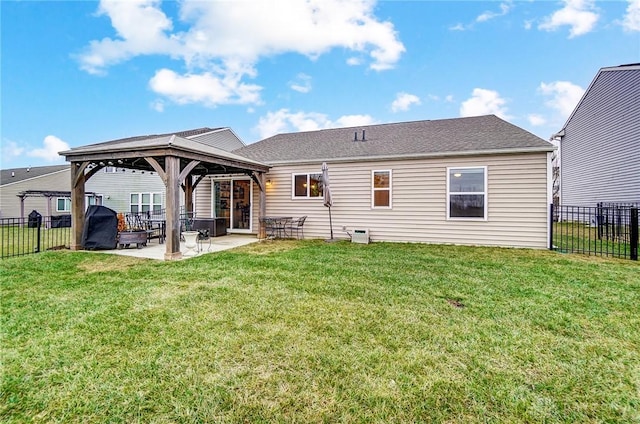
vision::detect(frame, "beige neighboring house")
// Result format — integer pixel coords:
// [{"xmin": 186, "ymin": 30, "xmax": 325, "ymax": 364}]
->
[
  {"xmin": 0, "ymin": 164, "xmax": 163, "ymax": 221},
  {"xmin": 2, "ymin": 127, "xmax": 245, "ymax": 220},
  {"xmin": 206, "ymin": 114, "xmax": 555, "ymax": 248},
  {"xmin": 1, "ymin": 165, "xmax": 71, "ymax": 219}
]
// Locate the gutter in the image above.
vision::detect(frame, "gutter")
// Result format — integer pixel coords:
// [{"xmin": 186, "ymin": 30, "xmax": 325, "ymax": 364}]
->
[{"xmin": 258, "ymin": 145, "xmax": 557, "ymax": 166}]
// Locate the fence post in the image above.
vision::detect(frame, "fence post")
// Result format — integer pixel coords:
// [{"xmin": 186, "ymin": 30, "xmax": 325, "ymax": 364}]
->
[
  {"xmin": 35, "ymin": 215, "xmax": 42, "ymax": 253},
  {"xmin": 630, "ymin": 208, "xmax": 638, "ymax": 261},
  {"xmin": 549, "ymin": 203, "xmax": 554, "ymax": 250}
]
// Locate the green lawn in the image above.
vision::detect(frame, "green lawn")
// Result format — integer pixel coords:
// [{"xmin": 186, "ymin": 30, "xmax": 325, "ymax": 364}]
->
[
  {"xmin": 0, "ymin": 226, "xmax": 71, "ymax": 258},
  {"xmin": 1, "ymin": 241, "xmax": 639, "ymax": 423},
  {"xmin": 553, "ymin": 222, "xmax": 635, "ymax": 259}
]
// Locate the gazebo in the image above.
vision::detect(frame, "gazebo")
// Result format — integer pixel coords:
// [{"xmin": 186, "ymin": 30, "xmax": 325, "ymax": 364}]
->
[
  {"xmin": 60, "ymin": 131, "xmax": 270, "ymax": 260},
  {"xmin": 16, "ymin": 190, "xmax": 99, "ymax": 227}
]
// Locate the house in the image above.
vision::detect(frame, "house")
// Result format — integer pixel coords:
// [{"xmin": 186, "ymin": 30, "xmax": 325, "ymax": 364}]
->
[
  {"xmin": 2, "ymin": 128, "xmax": 245, "ymax": 220},
  {"xmin": 1, "ymin": 165, "xmax": 71, "ymax": 219},
  {"xmin": 193, "ymin": 114, "xmax": 554, "ymax": 249},
  {"xmin": 554, "ymin": 63, "xmax": 640, "ymax": 206},
  {"xmin": 60, "ymin": 115, "xmax": 554, "ymax": 258}
]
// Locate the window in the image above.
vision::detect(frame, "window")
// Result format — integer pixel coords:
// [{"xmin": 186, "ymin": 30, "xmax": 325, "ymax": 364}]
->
[
  {"xmin": 292, "ymin": 173, "xmax": 322, "ymax": 198},
  {"xmin": 447, "ymin": 166, "xmax": 487, "ymax": 220},
  {"xmin": 130, "ymin": 192, "xmax": 162, "ymax": 213},
  {"xmin": 372, "ymin": 170, "xmax": 391, "ymax": 208},
  {"xmin": 56, "ymin": 197, "xmax": 71, "ymax": 212},
  {"xmin": 55, "ymin": 195, "xmax": 102, "ymax": 212},
  {"xmin": 87, "ymin": 195, "xmax": 103, "ymax": 206},
  {"xmin": 104, "ymin": 166, "xmax": 118, "ymax": 173}
]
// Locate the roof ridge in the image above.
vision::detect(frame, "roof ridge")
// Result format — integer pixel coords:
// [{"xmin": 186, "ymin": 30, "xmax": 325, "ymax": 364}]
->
[{"xmin": 264, "ymin": 115, "xmax": 496, "ymax": 139}]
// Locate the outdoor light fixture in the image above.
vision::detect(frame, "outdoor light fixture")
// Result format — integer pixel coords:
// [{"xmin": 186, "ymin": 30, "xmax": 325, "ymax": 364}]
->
[{"xmin": 266, "ymin": 179, "xmax": 272, "ymax": 186}]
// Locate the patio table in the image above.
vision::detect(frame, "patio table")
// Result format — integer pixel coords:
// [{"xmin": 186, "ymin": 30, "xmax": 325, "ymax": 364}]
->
[{"xmin": 261, "ymin": 217, "xmax": 293, "ymax": 239}]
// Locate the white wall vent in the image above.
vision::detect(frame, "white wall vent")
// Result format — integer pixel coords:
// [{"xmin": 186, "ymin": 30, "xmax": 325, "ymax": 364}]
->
[{"xmin": 351, "ymin": 228, "xmax": 369, "ymax": 244}]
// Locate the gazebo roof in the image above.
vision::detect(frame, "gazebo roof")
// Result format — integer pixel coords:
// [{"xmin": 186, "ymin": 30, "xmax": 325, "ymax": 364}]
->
[
  {"xmin": 60, "ymin": 131, "xmax": 270, "ymax": 175},
  {"xmin": 17, "ymin": 190, "xmax": 97, "ymax": 198}
]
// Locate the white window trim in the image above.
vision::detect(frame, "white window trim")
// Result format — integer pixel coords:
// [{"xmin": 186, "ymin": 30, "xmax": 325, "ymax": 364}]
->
[
  {"xmin": 291, "ymin": 173, "xmax": 322, "ymax": 199},
  {"xmin": 130, "ymin": 192, "xmax": 163, "ymax": 213},
  {"xmin": 371, "ymin": 169, "xmax": 392, "ymax": 209},
  {"xmin": 56, "ymin": 197, "xmax": 71, "ymax": 212},
  {"xmin": 446, "ymin": 166, "xmax": 488, "ymax": 221}
]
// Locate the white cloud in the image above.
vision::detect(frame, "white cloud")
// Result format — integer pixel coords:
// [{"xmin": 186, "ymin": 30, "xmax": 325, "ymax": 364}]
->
[
  {"xmin": 1, "ymin": 140, "xmax": 25, "ymax": 164},
  {"xmin": 150, "ymin": 99, "xmax": 165, "ymax": 112},
  {"xmin": 77, "ymin": 0, "xmax": 405, "ymax": 106},
  {"xmin": 289, "ymin": 73, "xmax": 312, "ymax": 93},
  {"xmin": 622, "ymin": 0, "xmax": 640, "ymax": 31},
  {"xmin": 449, "ymin": 23, "xmax": 467, "ymax": 31},
  {"xmin": 334, "ymin": 114, "xmax": 377, "ymax": 128},
  {"xmin": 538, "ymin": 81, "xmax": 585, "ymax": 119},
  {"xmin": 445, "ymin": 95, "xmax": 454, "ymax": 103},
  {"xmin": 538, "ymin": 0, "xmax": 599, "ymax": 38},
  {"xmin": 255, "ymin": 109, "xmax": 376, "ymax": 139},
  {"xmin": 528, "ymin": 114, "xmax": 547, "ymax": 126},
  {"xmin": 77, "ymin": 0, "xmax": 181, "ymax": 75},
  {"xmin": 460, "ymin": 88, "xmax": 510, "ymax": 119},
  {"xmin": 391, "ymin": 92, "xmax": 421, "ymax": 112},
  {"xmin": 476, "ymin": 1, "xmax": 513, "ymax": 23},
  {"xmin": 148, "ymin": 68, "xmax": 262, "ymax": 106},
  {"xmin": 28, "ymin": 135, "xmax": 70, "ymax": 162}
]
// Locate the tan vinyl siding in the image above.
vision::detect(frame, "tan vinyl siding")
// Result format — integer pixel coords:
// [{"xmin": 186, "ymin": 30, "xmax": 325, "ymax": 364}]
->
[
  {"xmin": 258, "ymin": 152, "xmax": 550, "ymax": 248},
  {"xmin": 194, "ymin": 178, "xmax": 213, "ymax": 217},
  {"xmin": 0, "ymin": 169, "xmax": 70, "ymax": 218},
  {"xmin": 1, "ymin": 169, "xmax": 168, "ymax": 218},
  {"xmin": 86, "ymin": 171, "xmax": 166, "ymax": 213}
]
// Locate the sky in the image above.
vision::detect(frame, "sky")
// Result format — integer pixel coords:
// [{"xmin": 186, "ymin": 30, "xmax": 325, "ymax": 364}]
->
[{"xmin": 1, "ymin": 0, "xmax": 639, "ymax": 170}]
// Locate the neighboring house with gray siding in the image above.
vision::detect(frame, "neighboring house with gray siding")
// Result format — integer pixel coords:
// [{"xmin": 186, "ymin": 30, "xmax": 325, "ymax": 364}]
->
[
  {"xmin": 1, "ymin": 127, "xmax": 245, "ymax": 219},
  {"xmin": 0, "ymin": 165, "xmax": 70, "ymax": 219},
  {"xmin": 555, "ymin": 63, "xmax": 640, "ymax": 206},
  {"xmin": 194, "ymin": 114, "xmax": 555, "ymax": 249}
]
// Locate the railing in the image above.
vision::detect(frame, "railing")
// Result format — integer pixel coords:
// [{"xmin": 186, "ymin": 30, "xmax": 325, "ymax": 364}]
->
[
  {"xmin": 1, "ymin": 216, "xmax": 72, "ymax": 259},
  {"xmin": 551, "ymin": 204, "xmax": 639, "ymax": 261}
]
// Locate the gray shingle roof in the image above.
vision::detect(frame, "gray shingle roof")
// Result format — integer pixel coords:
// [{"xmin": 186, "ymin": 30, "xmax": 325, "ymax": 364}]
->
[
  {"xmin": 1, "ymin": 165, "xmax": 68, "ymax": 186},
  {"xmin": 234, "ymin": 115, "xmax": 554, "ymax": 164},
  {"xmin": 71, "ymin": 127, "xmax": 222, "ymax": 150}
]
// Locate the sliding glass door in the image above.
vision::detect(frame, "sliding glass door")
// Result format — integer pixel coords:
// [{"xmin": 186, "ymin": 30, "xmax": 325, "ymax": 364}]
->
[{"xmin": 213, "ymin": 178, "xmax": 252, "ymax": 231}]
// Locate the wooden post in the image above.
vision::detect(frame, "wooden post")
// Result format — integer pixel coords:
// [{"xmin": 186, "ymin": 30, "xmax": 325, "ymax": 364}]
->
[
  {"xmin": 259, "ymin": 173, "xmax": 266, "ymax": 239},
  {"xmin": 164, "ymin": 156, "xmax": 182, "ymax": 260},
  {"xmin": 70, "ymin": 163, "xmax": 86, "ymax": 250},
  {"xmin": 19, "ymin": 196, "xmax": 25, "ymax": 228},
  {"xmin": 184, "ymin": 174, "xmax": 194, "ymax": 216}
]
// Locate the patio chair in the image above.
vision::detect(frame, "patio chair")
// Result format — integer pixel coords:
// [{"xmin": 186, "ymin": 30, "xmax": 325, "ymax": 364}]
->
[
  {"xmin": 260, "ymin": 217, "xmax": 276, "ymax": 239},
  {"xmin": 288, "ymin": 216, "xmax": 307, "ymax": 239}
]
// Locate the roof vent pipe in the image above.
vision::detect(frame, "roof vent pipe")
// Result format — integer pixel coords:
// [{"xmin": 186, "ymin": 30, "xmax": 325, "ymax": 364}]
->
[
  {"xmin": 362, "ymin": 130, "xmax": 365, "ymax": 141},
  {"xmin": 354, "ymin": 131, "xmax": 358, "ymax": 141}
]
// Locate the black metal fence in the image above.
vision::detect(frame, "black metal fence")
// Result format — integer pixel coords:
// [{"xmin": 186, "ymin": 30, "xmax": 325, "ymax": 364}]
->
[
  {"xmin": 551, "ymin": 203, "xmax": 639, "ymax": 261},
  {"xmin": 1, "ymin": 215, "xmax": 72, "ymax": 259}
]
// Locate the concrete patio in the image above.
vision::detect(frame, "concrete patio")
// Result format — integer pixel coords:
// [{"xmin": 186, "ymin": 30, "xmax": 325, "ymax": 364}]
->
[{"xmin": 95, "ymin": 234, "xmax": 260, "ymax": 260}]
